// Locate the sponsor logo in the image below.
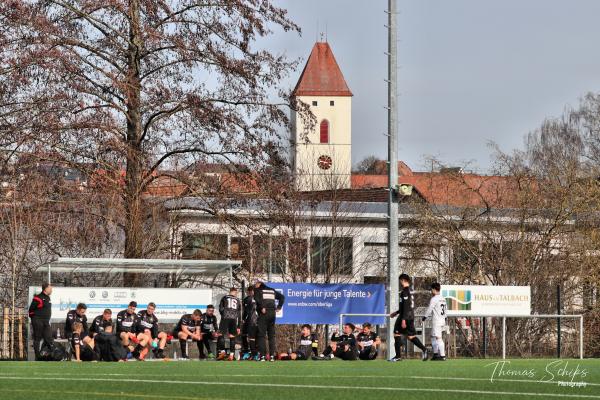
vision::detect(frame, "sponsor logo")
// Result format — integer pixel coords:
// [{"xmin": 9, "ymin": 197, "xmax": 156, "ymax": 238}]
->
[
  {"xmin": 442, "ymin": 289, "xmax": 471, "ymax": 311},
  {"xmin": 89, "ymin": 291, "xmax": 96, "ymax": 299}
]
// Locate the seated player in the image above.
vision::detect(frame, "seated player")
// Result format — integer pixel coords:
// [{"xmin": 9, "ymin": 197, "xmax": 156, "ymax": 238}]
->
[
  {"xmin": 217, "ymin": 287, "xmax": 241, "ymax": 361},
  {"xmin": 65, "ymin": 303, "xmax": 93, "ymax": 348},
  {"xmin": 318, "ymin": 323, "xmax": 357, "ymax": 361},
  {"xmin": 70, "ymin": 321, "xmax": 96, "ymax": 362},
  {"xmin": 116, "ymin": 301, "xmax": 140, "ymax": 354},
  {"xmin": 89, "ymin": 309, "xmax": 113, "ymax": 338},
  {"xmin": 135, "ymin": 302, "xmax": 167, "ymax": 359},
  {"xmin": 199, "ymin": 304, "xmax": 219, "ymax": 359},
  {"xmin": 173, "ymin": 309, "xmax": 203, "ymax": 359},
  {"xmin": 278, "ymin": 324, "xmax": 318, "ymax": 360},
  {"xmin": 356, "ymin": 323, "xmax": 381, "ymax": 360},
  {"xmin": 94, "ymin": 324, "xmax": 127, "ymax": 362}
]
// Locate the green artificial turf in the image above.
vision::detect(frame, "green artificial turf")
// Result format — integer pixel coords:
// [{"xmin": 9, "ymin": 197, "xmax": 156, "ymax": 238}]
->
[{"xmin": 0, "ymin": 358, "xmax": 598, "ymax": 400}]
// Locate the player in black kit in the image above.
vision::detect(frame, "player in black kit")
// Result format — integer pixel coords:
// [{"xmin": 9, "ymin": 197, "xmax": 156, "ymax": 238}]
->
[
  {"xmin": 278, "ymin": 324, "xmax": 318, "ymax": 360},
  {"xmin": 89, "ymin": 309, "xmax": 113, "ymax": 337},
  {"xmin": 241, "ymin": 286, "xmax": 258, "ymax": 359},
  {"xmin": 390, "ymin": 273, "xmax": 428, "ymax": 361},
  {"xmin": 356, "ymin": 322, "xmax": 381, "ymax": 360},
  {"xmin": 116, "ymin": 301, "xmax": 140, "ymax": 353},
  {"xmin": 318, "ymin": 323, "xmax": 357, "ymax": 360},
  {"xmin": 254, "ymin": 281, "xmax": 285, "ymax": 361},
  {"xmin": 217, "ymin": 287, "xmax": 242, "ymax": 360},
  {"xmin": 173, "ymin": 309, "xmax": 203, "ymax": 359},
  {"xmin": 199, "ymin": 304, "xmax": 219, "ymax": 359},
  {"xmin": 135, "ymin": 302, "xmax": 167, "ymax": 360},
  {"xmin": 65, "ymin": 303, "xmax": 93, "ymax": 348}
]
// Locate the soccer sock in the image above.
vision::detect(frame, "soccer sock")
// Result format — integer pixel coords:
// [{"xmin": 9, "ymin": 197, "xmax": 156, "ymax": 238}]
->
[
  {"xmin": 431, "ymin": 337, "xmax": 438, "ymax": 355},
  {"xmin": 179, "ymin": 339, "xmax": 187, "ymax": 358},
  {"xmin": 229, "ymin": 337, "xmax": 236, "ymax": 354},
  {"xmin": 394, "ymin": 336, "xmax": 402, "ymax": 358},
  {"xmin": 249, "ymin": 338, "xmax": 256, "ymax": 355},
  {"xmin": 410, "ymin": 336, "xmax": 426, "ymax": 352},
  {"xmin": 197, "ymin": 341, "xmax": 204, "ymax": 357},
  {"xmin": 437, "ymin": 338, "xmax": 445, "ymax": 357},
  {"xmin": 217, "ymin": 336, "xmax": 225, "ymax": 352}
]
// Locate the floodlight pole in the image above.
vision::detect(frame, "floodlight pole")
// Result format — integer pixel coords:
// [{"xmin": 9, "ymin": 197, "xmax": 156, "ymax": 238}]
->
[{"xmin": 386, "ymin": 0, "xmax": 399, "ymax": 360}]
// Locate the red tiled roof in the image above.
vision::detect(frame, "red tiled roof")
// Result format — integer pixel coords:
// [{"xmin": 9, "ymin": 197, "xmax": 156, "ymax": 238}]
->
[
  {"xmin": 292, "ymin": 42, "xmax": 353, "ymax": 97},
  {"xmin": 352, "ymin": 172, "xmax": 520, "ymax": 208}
]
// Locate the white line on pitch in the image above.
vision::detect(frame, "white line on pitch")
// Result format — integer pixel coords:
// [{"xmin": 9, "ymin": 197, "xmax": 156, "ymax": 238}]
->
[{"xmin": 0, "ymin": 375, "xmax": 597, "ymax": 399}]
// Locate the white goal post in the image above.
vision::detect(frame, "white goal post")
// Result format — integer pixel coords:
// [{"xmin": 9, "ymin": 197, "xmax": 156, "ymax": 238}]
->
[{"xmin": 339, "ymin": 313, "xmax": 584, "ymax": 360}]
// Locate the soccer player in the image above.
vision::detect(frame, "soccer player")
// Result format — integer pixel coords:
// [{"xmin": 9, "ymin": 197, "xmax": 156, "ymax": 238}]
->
[
  {"xmin": 89, "ymin": 309, "xmax": 113, "ymax": 337},
  {"xmin": 28, "ymin": 282, "xmax": 53, "ymax": 360},
  {"xmin": 217, "ymin": 287, "xmax": 241, "ymax": 360},
  {"xmin": 173, "ymin": 309, "xmax": 203, "ymax": 359},
  {"xmin": 116, "ymin": 301, "xmax": 140, "ymax": 353},
  {"xmin": 65, "ymin": 303, "xmax": 93, "ymax": 348},
  {"xmin": 71, "ymin": 321, "xmax": 96, "ymax": 362},
  {"xmin": 356, "ymin": 322, "xmax": 381, "ymax": 360},
  {"xmin": 253, "ymin": 280, "xmax": 285, "ymax": 361},
  {"xmin": 390, "ymin": 273, "xmax": 429, "ymax": 361},
  {"xmin": 422, "ymin": 282, "xmax": 447, "ymax": 361},
  {"xmin": 278, "ymin": 324, "xmax": 318, "ymax": 360},
  {"xmin": 199, "ymin": 304, "xmax": 219, "ymax": 359},
  {"xmin": 318, "ymin": 323, "xmax": 357, "ymax": 361},
  {"xmin": 241, "ymin": 286, "xmax": 258, "ymax": 359},
  {"xmin": 135, "ymin": 302, "xmax": 167, "ymax": 359}
]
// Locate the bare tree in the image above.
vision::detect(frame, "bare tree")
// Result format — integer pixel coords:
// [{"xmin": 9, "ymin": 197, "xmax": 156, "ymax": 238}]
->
[{"xmin": 0, "ymin": 0, "xmax": 301, "ymax": 285}]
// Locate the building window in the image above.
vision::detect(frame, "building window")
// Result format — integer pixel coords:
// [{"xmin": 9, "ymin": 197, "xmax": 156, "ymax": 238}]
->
[
  {"xmin": 181, "ymin": 233, "xmax": 228, "ymax": 260},
  {"xmin": 320, "ymin": 119, "xmax": 329, "ymax": 144},
  {"xmin": 312, "ymin": 101, "xmax": 318, "ymax": 106},
  {"xmin": 330, "ymin": 100, "xmax": 335, "ymax": 106},
  {"xmin": 311, "ymin": 236, "xmax": 353, "ymax": 275}
]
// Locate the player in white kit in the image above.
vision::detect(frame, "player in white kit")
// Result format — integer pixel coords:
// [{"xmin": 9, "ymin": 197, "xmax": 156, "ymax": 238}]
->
[{"xmin": 422, "ymin": 282, "xmax": 447, "ymax": 361}]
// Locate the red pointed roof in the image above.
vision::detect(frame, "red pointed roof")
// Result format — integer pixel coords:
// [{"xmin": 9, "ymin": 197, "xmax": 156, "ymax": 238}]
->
[{"xmin": 292, "ymin": 42, "xmax": 353, "ymax": 97}]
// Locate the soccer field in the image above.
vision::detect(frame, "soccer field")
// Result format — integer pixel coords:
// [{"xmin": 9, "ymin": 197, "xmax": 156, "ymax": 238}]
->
[{"xmin": 0, "ymin": 359, "xmax": 599, "ymax": 400}]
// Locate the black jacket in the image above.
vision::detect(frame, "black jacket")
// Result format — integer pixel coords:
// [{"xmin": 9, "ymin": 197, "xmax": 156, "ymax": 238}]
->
[
  {"xmin": 395, "ymin": 286, "xmax": 415, "ymax": 320},
  {"xmin": 28, "ymin": 292, "xmax": 52, "ymax": 319},
  {"xmin": 253, "ymin": 284, "xmax": 285, "ymax": 311}
]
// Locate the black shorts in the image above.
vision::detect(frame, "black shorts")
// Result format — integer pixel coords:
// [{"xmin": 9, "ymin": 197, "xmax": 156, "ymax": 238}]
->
[
  {"xmin": 358, "ymin": 347, "xmax": 378, "ymax": 360},
  {"xmin": 294, "ymin": 351, "xmax": 308, "ymax": 360},
  {"xmin": 394, "ymin": 319, "xmax": 417, "ymax": 336},
  {"xmin": 219, "ymin": 318, "xmax": 238, "ymax": 336}
]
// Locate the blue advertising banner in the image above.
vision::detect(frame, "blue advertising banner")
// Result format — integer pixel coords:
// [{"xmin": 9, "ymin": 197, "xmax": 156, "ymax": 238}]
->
[{"xmin": 267, "ymin": 283, "xmax": 385, "ymax": 325}]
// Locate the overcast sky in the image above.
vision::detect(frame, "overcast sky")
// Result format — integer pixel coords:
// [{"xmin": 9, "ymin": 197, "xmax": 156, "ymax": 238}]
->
[{"xmin": 267, "ymin": 0, "xmax": 600, "ymax": 173}]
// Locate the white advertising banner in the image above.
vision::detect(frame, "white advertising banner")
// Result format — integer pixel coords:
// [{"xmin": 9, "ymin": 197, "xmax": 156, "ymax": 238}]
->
[
  {"xmin": 441, "ymin": 285, "xmax": 531, "ymax": 316},
  {"xmin": 28, "ymin": 287, "xmax": 213, "ymax": 322}
]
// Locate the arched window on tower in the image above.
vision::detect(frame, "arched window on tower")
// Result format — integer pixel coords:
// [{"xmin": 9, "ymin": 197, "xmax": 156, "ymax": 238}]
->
[{"xmin": 320, "ymin": 119, "xmax": 329, "ymax": 144}]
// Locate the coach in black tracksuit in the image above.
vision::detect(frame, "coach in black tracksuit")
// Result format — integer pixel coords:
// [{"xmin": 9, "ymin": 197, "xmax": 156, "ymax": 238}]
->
[
  {"xmin": 28, "ymin": 283, "xmax": 53, "ymax": 360},
  {"xmin": 253, "ymin": 281, "xmax": 284, "ymax": 359}
]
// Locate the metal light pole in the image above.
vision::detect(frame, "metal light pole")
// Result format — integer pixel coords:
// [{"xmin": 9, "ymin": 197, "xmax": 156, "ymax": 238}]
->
[{"xmin": 386, "ymin": 0, "xmax": 399, "ymax": 360}]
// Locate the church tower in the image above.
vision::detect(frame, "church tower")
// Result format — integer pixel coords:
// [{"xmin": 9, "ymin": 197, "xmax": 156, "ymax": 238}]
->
[{"xmin": 291, "ymin": 41, "xmax": 352, "ymax": 191}]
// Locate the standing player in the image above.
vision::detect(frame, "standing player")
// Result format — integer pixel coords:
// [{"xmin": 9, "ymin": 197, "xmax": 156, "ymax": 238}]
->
[
  {"xmin": 89, "ymin": 309, "xmax": 113, "ymax": 337},
  {"xmin": 116, "ymin": 301, "xmax": 139, "ymax": 353},
  {"xmin": 217, "ymin": 287, "xmax": 242, "ymax": 360},
  {"xmin": 422, "ymin": 282, "xmax": 447, "ymax": 361},
  {"xmin": 199, "ymin": 304, "xmax": 219, "ymax": 359},
  {"xmin": 356, "ymin": 322, "xmax": 381, "ymax": 360},
  {"xmin": 241, "ymin": 286, "xmax": 258, "ymax": 359},
  {"xmin": 390, "ymin": 273, "xmax": 429, "ymax": 361},
  {"xmin": 277, "ymin": 324, "xmax": 318, "ymax": 360},
  {"xmin": 253, "ymin": 280, "xmax": 285, "ymax": 361},
  {"xmin": 173, "ymin": 309, "xmax": 203, "ymax": 359},
  {"xmin": 136, "ymin": 302, "xmax": 167, "ymax": 359}
]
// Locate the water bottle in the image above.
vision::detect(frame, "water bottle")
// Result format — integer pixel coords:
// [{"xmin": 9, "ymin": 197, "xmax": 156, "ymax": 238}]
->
[
  {"xmin": 56, "ymin": 328, "xmax": 61, "ymax": 339},
  {"xmin": 173, "ymin": 351, "xmax": 177, "ymax": 360}
]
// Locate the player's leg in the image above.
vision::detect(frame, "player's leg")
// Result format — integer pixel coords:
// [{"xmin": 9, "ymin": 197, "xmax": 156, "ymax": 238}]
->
[
  {"xmin": 391, "ymin": 317, "xmax": 403, "ymax": 361},
  {"xmin": 406, "ymin": 319, "xmax": 428, "ymax": 360},
  {"xmin": 266, "ymin": 312, "xmax": 276, "ymax": 360},
  {"xmin": 177, "ymin": 331, "xmax": 189, "ymax": 358},
  {"xmin": 153, "ymin": 332, "xmax": 167, "ymax": 358},
  {"xmin": 227, "ymin": 320, "xmax": 237, "ymax": 360},
  {"xmin": 255, "ymin": 314, "xmax": 268, "ymax": 360},
  {"xmin": 32, "ymin": 319, "xmax": 44, "ymax": 360}
]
